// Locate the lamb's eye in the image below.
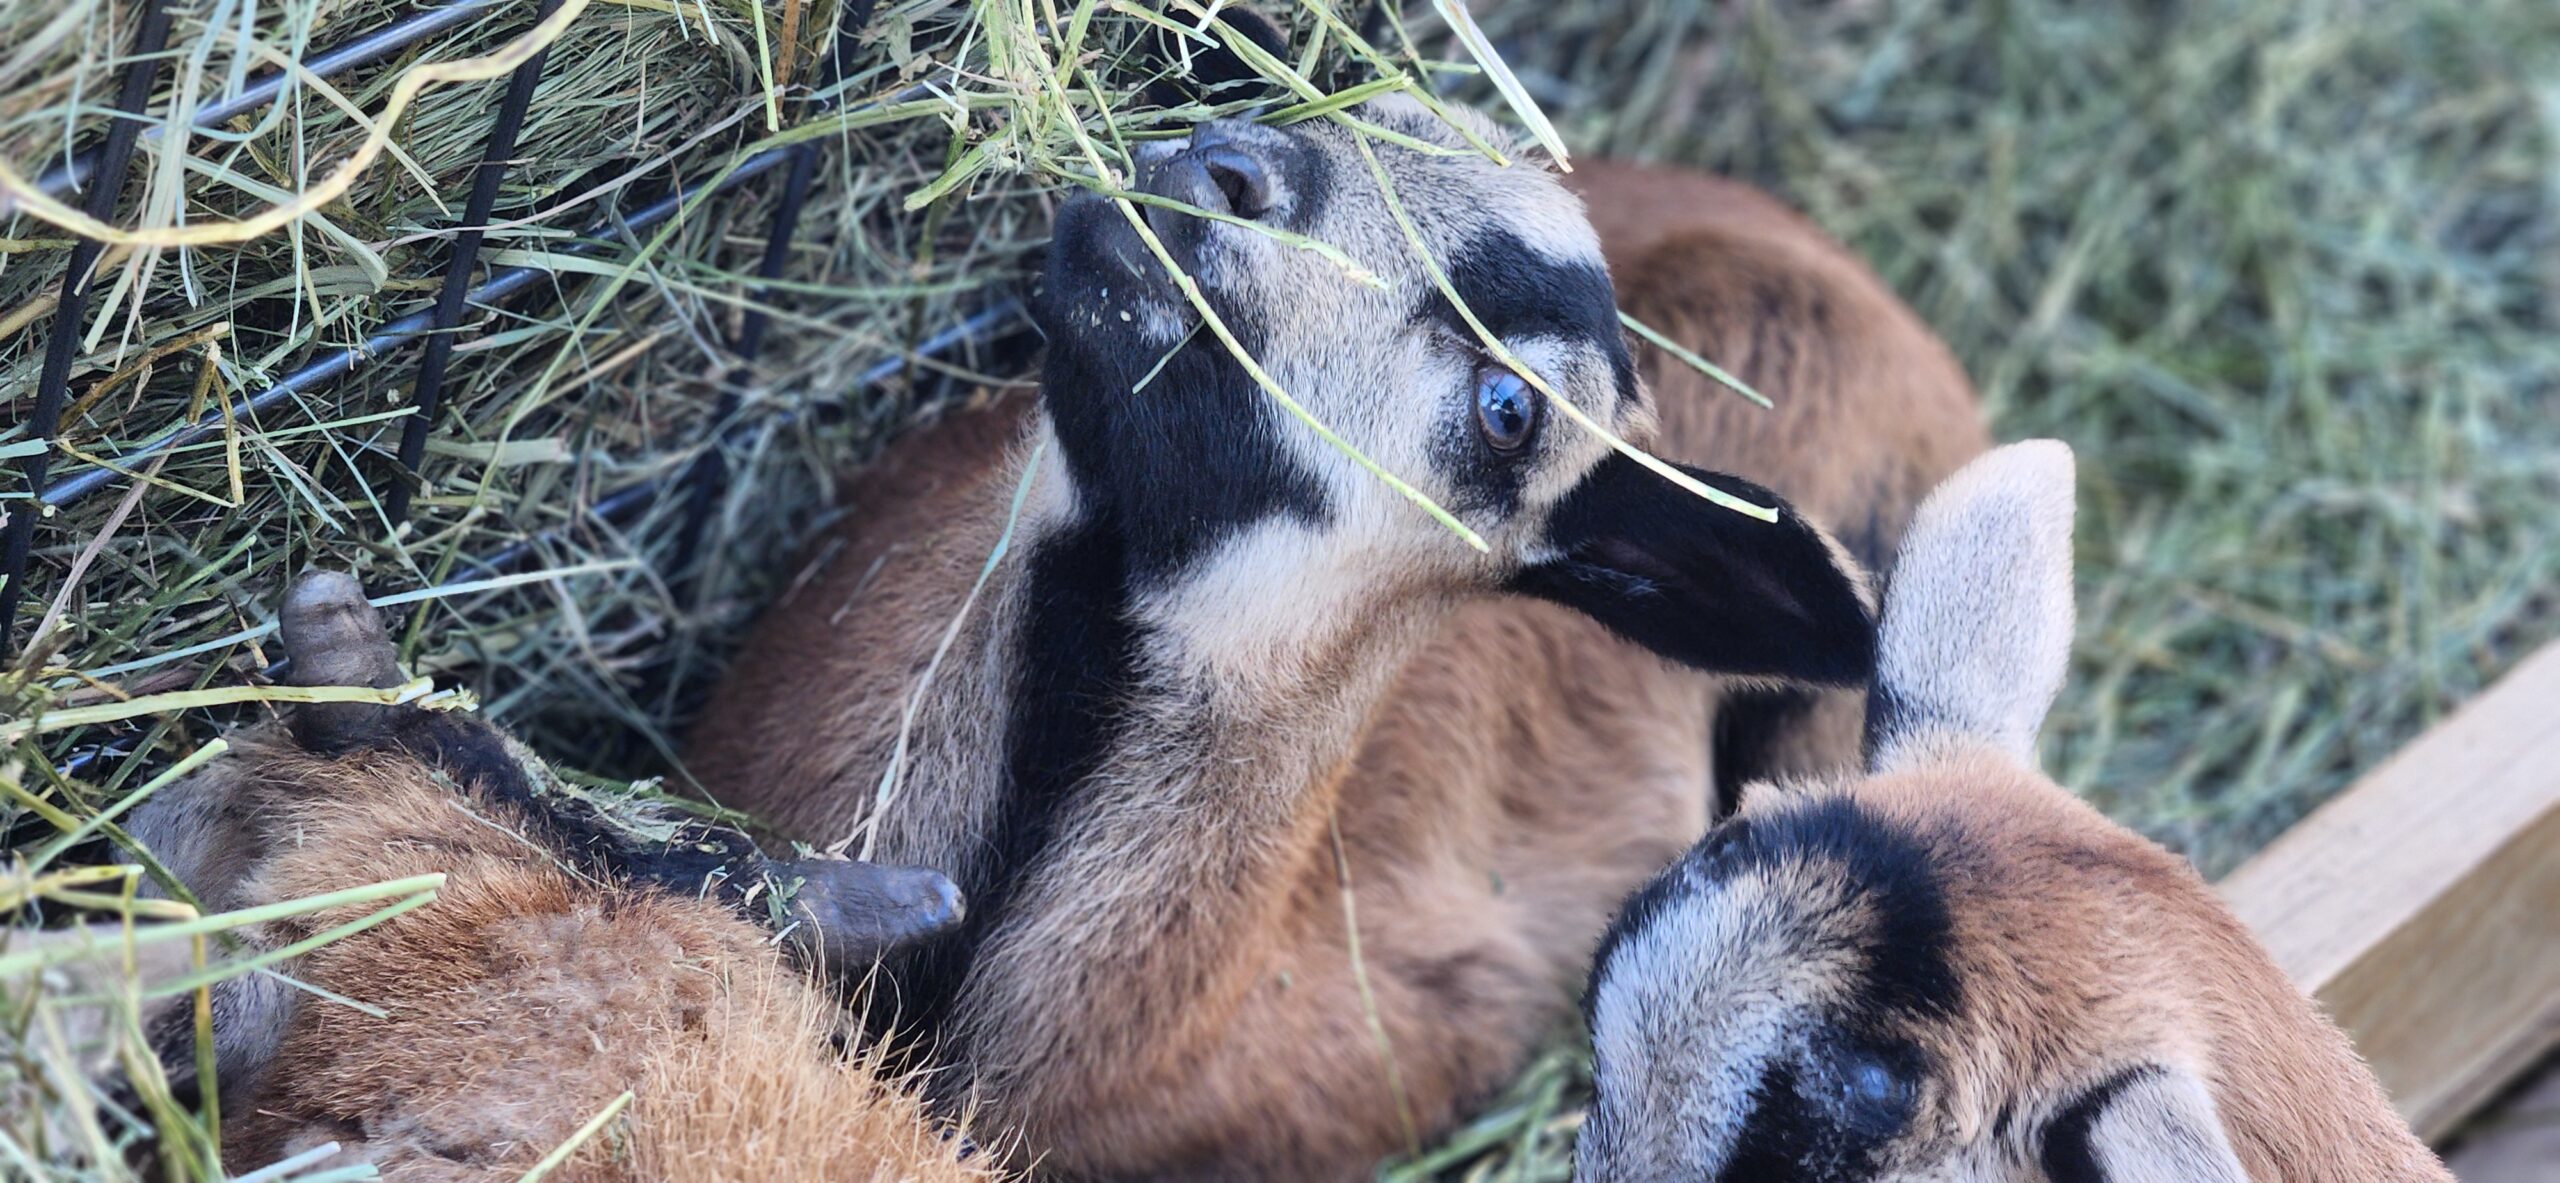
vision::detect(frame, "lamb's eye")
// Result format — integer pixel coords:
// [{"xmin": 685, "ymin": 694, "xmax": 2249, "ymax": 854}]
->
[
  {"xmin": 1831, "ymin": 1054, "xmax": 1917, "ymax": 1135},
  {"xmin": 1474, "ymin": 367, "xmax": 1537, "ymax": 453}
]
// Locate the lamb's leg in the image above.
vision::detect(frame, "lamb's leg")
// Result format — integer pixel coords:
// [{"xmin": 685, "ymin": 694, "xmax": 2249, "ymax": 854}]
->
[
  {"xmin": 275, "ymin": 569, "xmax": 405, "ymax": 753},
  {"xmin": 277, "ymin": 569, "xmax": 966, "ymax": 969}
]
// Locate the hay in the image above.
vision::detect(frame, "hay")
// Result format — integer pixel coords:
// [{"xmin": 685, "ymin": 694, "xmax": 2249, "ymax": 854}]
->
[
  {"xmin": 1383, "ymin": 1, "xmax": 2560, "ymax": 1176},
  {"xmin": 0, "ymin": 1, "xmax": 1444, "ymax": 1174},
  {"xmin": 3, "ymin": 0, "xmax": 2556, "ymax": 1178}
]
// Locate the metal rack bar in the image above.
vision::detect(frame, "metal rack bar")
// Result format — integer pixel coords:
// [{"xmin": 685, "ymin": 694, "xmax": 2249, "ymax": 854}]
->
[
  {"xmin": 465, "ymin": 298, "xmax": 1026, "ymax": 585},
  {"xmin": 670, "ymin": 0, "xmax": 882, "ymax": 580},
  {"xmin": 48, "ymin": 298, "xmax": 1024, "ymax": 781},
  {"xmin": 3, "ymin": 0, "xmax": 178, "ymax": 660},
  {"xmin": 35, "ymin": 142, "xmax": 804, "ymax": 510},
  {"xmin": 384, "ymin": 0, "xmax": 562, "ymax": 526},
  {"xmin": 33, "ymin": 0, "xmax": 504, "ymax": 202}
]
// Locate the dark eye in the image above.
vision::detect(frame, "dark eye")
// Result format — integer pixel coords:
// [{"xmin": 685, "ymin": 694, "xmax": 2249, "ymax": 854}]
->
[
  {"xmin": 1474, "ymin": 366, "xmax": 1538, "ymax": 453},
  {"xmin": 1830, "ymin": 1054, "xmax": 1917, "ymax": 1135}
]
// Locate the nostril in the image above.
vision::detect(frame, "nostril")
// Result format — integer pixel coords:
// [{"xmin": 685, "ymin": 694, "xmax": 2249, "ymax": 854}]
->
[{"xmin": 1196, "ymin": 146, "xmax": 1273, "ymax": 220}]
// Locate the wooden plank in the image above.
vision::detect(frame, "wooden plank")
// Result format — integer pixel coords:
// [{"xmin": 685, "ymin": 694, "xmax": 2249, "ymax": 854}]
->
[
  {"xmin": 2220, "ymin": 642, "xmax": 2560, "ymax": 1142},
  {"xmin": 2443, "ymin": 1057, "xmax": 2560, "ymax": 1181}
]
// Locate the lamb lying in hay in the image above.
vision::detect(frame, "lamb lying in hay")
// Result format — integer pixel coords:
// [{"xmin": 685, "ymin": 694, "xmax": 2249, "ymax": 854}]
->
[{"xmin": 36, "ymin": 571, "xmax": 994, "ymax": 1182}]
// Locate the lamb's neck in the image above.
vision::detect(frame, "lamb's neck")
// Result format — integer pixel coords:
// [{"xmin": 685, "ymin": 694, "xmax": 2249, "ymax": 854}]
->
[
  {"xmin": 943, "ymin": 502, "xmax": 1447, "ymax": 1080},
  {"xmin": 882, "ymin": 431, "xmax": 1449, "ymax": 1044},
  {"xmin": 996, "ymin": 491, "xmax": 1447, "ymax": 868}
]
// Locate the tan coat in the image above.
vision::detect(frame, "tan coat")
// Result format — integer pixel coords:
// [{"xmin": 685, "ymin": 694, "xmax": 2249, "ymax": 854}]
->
[{"xmin": 688, "ymin": 156, "xmax": 1986, "ymax": 1179}]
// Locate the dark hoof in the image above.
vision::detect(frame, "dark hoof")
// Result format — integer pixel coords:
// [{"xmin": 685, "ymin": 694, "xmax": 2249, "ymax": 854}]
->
[
  {"xmin": 278, "ymin": 569, "xmax": 403, "ymax": 752},
  {"xmin": 778, "ymin": 860, "xmax": 965, "ymax": 971}
]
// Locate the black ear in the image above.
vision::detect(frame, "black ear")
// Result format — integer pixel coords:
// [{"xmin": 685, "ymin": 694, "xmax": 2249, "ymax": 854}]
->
[
  {"xmin": 1512, "ymin": 454, "xmax": 1876, "ymax": 685},
  {"xmin": 1138, "ymin": 4, "xmax": 1292, "ymax": 110}
]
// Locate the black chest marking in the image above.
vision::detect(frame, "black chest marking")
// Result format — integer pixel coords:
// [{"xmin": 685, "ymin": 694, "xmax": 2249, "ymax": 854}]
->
[{"xmin": 892, "ymin": 520, "xmax": 1143, "ymax": 1040}]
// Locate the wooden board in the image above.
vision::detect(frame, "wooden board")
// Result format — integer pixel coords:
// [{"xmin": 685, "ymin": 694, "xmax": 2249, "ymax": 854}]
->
[{"xmin": 2220, "ymin": 642, "xmax": 2560, "ymax": 1142}]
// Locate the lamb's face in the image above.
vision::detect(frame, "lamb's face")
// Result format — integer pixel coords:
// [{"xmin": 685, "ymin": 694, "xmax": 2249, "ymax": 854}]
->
[
  {"xmin": 1036, "ymin": 98, "xmax": 1875, "ymax": 686},
  {"xmin": 1034, "ymin": 95, "xmax": 1638, "ymax": 591},
  {"xmin": 1577, "ymin": 794, "xmax": 1964, "ymax": 1183}
]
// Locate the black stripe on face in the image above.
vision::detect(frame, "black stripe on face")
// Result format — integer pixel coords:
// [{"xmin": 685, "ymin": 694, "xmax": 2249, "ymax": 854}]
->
[
  {"xmin": 1598, "ymin": 795, "xmax": 1962, "ymax": 1027},
  {"xmin": 1764, "ymin": 795, "xmax": 1963, "ymax": 1023},
  {"xmin": 891, "ymin": 520, "xmax": 1142, "ymax": 1039},
  {"xmin": 1034, "ymin": 204, "xmax": 1328, "ymax": 584},
  {"xmin": 1420, "ymin": 227, "xmax": 1636, "ymax": 408},
  {"xmin": 1415, "ymin": 227, "xmax": 1638, "ymax": 516},
  {"xmin": 1720, "ymin": 1059, "xmax": 1861, "ymax": 1181},
  {"xmin": 2040, "ymin": 1066, "xmax": 2154, "ymax": 1183},
  {"xmin": 1716, "ymin": 1033, "xmax": 1926, "ymax": 1180},
  {"xmin": 1587, "ymin": 802, "xmax": 1941, "ymax": 1181}
]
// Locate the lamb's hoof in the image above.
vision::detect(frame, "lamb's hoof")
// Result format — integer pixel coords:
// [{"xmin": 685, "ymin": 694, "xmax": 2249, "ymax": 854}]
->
[
  {"xmin": 278, "ymin": 569, "xmax": 403, "ymax": 753},
  {"xmin": 779, "ymin": 860, "xmax": 965, "ymax": 971}
]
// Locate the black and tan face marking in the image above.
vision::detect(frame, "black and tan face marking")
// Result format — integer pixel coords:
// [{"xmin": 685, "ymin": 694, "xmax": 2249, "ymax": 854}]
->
[
  {"xmin": 946, "ymin": 96, "xmax": 1878, "ymax": 1056},
  {"xmin": 1031, "ymin": 96, "xmax": 1640, "ymax": 587},
  {"xmin": 1580, "ymin": 797, "xmax": 1960, "ymax": 1182},
  {"xmin": 969, "ymin": 97, "xmax": 1645, "ymax": 1039}
]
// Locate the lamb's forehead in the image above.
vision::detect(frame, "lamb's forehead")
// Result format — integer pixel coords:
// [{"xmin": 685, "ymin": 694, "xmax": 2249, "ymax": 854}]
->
[{"xmin": 1317, "ymin": 97, "xmax": 1603, "ymax": 275}]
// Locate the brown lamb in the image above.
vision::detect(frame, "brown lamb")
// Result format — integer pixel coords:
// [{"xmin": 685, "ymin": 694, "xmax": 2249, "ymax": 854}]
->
[
  {"xmin": 1578, "ymin": 443, "xmax": 2452, "ymax": 1183},
  {"xmin": 685, "ymin": 99, "xmax": 1985, "ymax": 1178},
  {"xmin": 102, "ymin": 571, "xmax": 998, "ymax": 1182}
]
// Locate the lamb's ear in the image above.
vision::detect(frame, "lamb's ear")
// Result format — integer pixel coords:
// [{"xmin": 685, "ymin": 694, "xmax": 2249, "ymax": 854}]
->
[
  {"xmin": 2042, "ymin": 1065, "xmax": 2248, "ymax": 1183},
  {"xmin": 1863, "ymin": 441, "xmax": 2076, "ymax": 773},
  {"xmin": 1513, "ymin": 454, "xmax": 1876, "ymax": 687}
]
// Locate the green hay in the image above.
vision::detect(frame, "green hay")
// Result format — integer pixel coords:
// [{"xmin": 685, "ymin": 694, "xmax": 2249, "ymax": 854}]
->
[
  {"xmin": 3, "ymin": 0, "xmax": 2556, "ymax": 1179},
  {"xmin": 1385, "ymin": 0, "xmax": 2560, "ymax": 1176}
]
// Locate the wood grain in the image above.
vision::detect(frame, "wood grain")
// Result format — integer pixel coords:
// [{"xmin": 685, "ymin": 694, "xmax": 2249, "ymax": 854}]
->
[{"xmin": 2220, "ymin": 642, "xmax": 2560, "ymax": 1141}]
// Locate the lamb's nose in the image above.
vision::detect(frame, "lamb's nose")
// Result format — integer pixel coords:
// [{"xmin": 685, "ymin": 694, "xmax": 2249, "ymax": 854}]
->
[
  {"xmin": 1146, "ymin": 124, "xmax": 1275, "ymax": 222},
  {"xmin": 1193, "ymin": 146, "xmax": 1272, "ymax": 220}
]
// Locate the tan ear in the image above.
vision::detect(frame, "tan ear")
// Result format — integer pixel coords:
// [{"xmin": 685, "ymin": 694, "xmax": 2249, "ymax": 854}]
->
[
  {"xmin": 2043, "ymin": 1066, "xmax": 2248, "ymax": 1183},
  {"xmin": 1864, "ymin": 440, "xmax": 2076, "ymax": 773}
]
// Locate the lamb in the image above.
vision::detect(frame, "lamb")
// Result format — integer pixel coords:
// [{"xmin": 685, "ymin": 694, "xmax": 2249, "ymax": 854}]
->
[
  {"xmin": 686, "ymin": 91, "xmax": 1984, "ymax": 1178},
  {"xmin": 1577, "ymin": 442, "xmax": 2453, "ymax": 1182},
  {"xmin": 89, "ymin": 570, "xmax": 995, "ymax": 1182}
]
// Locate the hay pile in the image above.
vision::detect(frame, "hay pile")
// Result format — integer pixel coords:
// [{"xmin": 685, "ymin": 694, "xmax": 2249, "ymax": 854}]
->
[
  {"xmin": 1, "ymin": 0, "xmax": 1056, "ymax": 777},
  {"xmin": 3, "ymin": 0, "xmax": 2556, "ymax": 1178},
  {"xmin": 0, "ymin": 1, "xmax": 1524, "ymax": 1174}
]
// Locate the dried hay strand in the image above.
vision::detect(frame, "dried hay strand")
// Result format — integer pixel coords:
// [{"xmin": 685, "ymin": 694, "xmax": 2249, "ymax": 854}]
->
[{"xmin": 1, "ymin": 0, "xmax": 2555, "ymax": 1178}]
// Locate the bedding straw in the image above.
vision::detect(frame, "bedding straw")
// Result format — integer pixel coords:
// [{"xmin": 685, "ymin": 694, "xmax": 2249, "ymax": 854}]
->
[{"xmin": 4, "ymin": 0, "xmax": 2554, "ymax": 1178}]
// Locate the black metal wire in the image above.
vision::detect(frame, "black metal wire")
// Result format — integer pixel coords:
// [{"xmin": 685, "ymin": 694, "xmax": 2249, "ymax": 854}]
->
[
  {"xmin": 384, "ymin": 0, "xmax": 562, "ymax": 527},
  {"xmin": 50, "ymin": 298, "xmax": 1025, "ymax": 781},
  {"xmin": 36, "ymin": 42, "xmax": 961, "ymax": 515},
  {"xmin": 669, "ymin": 0, "xmax": 885, "ymax": 580},
  {"xmin": 36, "ymin": 143, "xmax": 805, "ymax": 511},
  {"xmin": 449, "ymin": 298, "xmax": 1025, "ymax": 586},
  {"xmin": 3, "ymin": 0, "xmax": 176, "ymax": 662},
  {"xmin": 669, "ymin": 141, "xmax": 819, "ymax": 578},
  {"xmin": 33, "ymin": 0, "xmax": 503, "ymax": 202}
]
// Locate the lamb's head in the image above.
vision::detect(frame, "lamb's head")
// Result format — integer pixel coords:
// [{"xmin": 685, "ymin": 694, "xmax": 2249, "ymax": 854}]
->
[
  {"xmin": 1035, "ymin": 95, "xmax": 1872, "ymax": 684},
  {"xmin": 1579, "ymin": 443, "xmax": 2267, "ymax": 1183}
]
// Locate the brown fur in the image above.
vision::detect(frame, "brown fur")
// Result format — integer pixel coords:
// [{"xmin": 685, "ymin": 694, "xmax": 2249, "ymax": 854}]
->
[
  {"xmin": 199, "ymin": 734, "xmax": 995, "ymax": 1183},
  {"xmin": 684, "ymin": 159, "xmax": 1987, "ymax": 1178},
  {"xmin": 1579, "ymin": 443, "xmax": 2446, "ymax": 1182},
  {"xmin": 1850, "ymin": 744, "xmax": 2449, "ymax": 1182}
]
